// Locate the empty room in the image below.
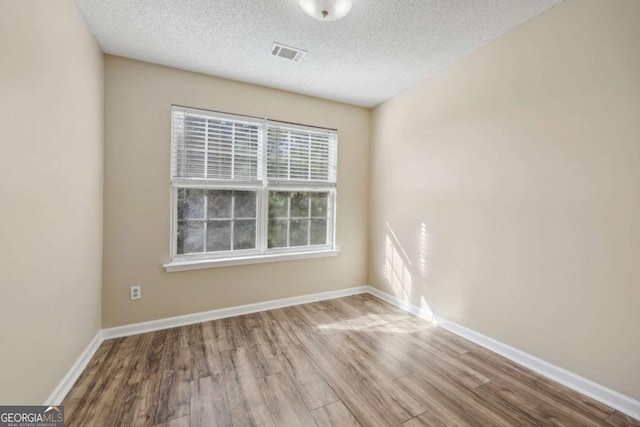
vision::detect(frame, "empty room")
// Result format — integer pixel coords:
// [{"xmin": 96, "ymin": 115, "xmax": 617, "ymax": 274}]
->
[{"xmin": 1, "ymin": 0, "xmax": 639, "ymax": 425}]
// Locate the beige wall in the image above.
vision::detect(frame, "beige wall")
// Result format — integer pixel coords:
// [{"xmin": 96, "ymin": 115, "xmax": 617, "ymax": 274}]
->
[
  {"xmin": 103, "ymin": 56, "xmax": 370, "ymax": 327},
  {"xmin": 369, "ymin": 0, "xmax": 640, "ymax": 400},
  {"xmin": 0, "ymin": 0, "xmax": 103, "ymax": 404}
]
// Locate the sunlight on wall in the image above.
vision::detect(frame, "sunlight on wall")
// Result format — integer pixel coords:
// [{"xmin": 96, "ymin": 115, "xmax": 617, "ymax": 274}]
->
[
  {"xmin": 419, "ymin": 222, "xmax": 428, "ymax": 278},
  {"xmin": 384, "ymin": 223, "xmax": 412, "ymax": 301},
  {"xmin": 383, "ymin": 222, "xmax": 435, "ymax": 320}
]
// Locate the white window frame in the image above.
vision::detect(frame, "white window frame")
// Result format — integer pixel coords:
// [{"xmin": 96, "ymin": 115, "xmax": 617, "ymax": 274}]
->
[{"xmin": 164, "ymin": 107, "xmax": 339, "ymax": 272}]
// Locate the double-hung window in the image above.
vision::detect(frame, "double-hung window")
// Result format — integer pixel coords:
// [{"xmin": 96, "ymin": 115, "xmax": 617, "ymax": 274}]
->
[{"xmin": 165, "ymin": 106, "xmax": 338, "ymax": 271}]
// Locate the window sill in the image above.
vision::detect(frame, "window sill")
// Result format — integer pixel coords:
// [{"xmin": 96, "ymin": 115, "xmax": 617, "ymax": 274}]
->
[{"xmin": 163, "ymin": 249, "xmax": 340, "ymax": 272}]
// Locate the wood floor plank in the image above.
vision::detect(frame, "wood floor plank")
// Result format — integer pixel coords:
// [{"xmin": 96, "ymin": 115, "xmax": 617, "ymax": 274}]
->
[
  {"xmin": 292, "ymin": 304, "xmax": 427, "ymax": 421},
  {"xmin": 152, "ymin": 328, "xmax": 192, "ymax": 425},
  {"xmin": 294, "ymin": 301, "xmax": 412, "ymax": 380},
  {"xmin": 187, "ymin": 323, "xmax": 213, "ymax": 380},
  {"xmin": 127, "ymin": 330, "xmax": 169, "ymax": 427},
  {"xmin": 226, "ymin": 316, "xmax": 254, "ymax": 349},
  {"xmin": 311, "ymin": 400, "xmax": 362, "ymax": 427},
  {"xmin": 606, "ymin": 411, "xmax": 640, "ymax": 427},
  {"xmin": 190, "ymin": 374, "xmax": 231, "ymax": 427},
  {"xmin": 212, "ymin": 317, "xmax": 232, "ymax": 352},
  {"xmin": 218, "ymin": 350, "xmax": 252, "ymax": 427},
  {"xmin": 67, "ymin": 335, "xmax": 141, "ymax": 427},
  {"xmin": 313, "ymin": 334, "xmax": 426, "ymax": 419},
  {"xmin": 64, "ymin": 338, "xmax": 116, "ymax": 403},
  {"xmin": 341, "ymin": 343, "xmax": 427, "ymax": 419},
  {"xmin": 144, "ymin": 330, "xmax": 170, "ymax": 377},
  {"xmin": 109, "ymin": 382, "xmax": 141, "ymax": 427},
  {"xmin": 258, "ymin": 311, "xmax": 339, "ymax": 410},
  {"xmin": 63, "ymin": 295, "xmax": 640, "ymax": 427},
  {"xmin": 127, "ymin": 333, "xmax": 155, "ymax": 386},
  {"xmin": 268, "ymin": 306, "xmax": 317, "ymax": 345},
  {"xmin": 247, "ymin": 343, "xmax": 284, "ymax": 379},
  {"xmin": 63, "ymin": 338, "xmax": 117, "ymax": 422},
  {"xmin": 396, "ymin": 372, "xmax": 520, "ymax": 426},
  {"xmin": 249, "ymin": 312, "xmax": 283, "ymax": 355},
  {"xmin": 299, "ymin": 333, "xmax": 410, "ymax": 426},
  {"xmin": 259, "ymin": 372, "xmax": 316, "ymax": 427},
  {"xmin": 469, "ymin": 345, "xmax": 615, "ymax": 420},
  {"xmin": 402, "ymin": 411, "xmax": 454, "ymax": 427},
  {"xmin": 473, "ymin": 379, "xmax": 576, "ymax": 425},
  {"xmin": 458, "ymin": 352, "xmax": 612, "ymax": 426},
  {"xmin": 345, "ymin": 295, "xmax": 469, "ymax": 360},
  {"xmin": 336, "ymin": 318, "xmax": 490, "ymax": 390},
  {"xmin": 329, "ymin": 297, "xmax": 490, "ymax": 389},
  {"xmin": 152, "ymin": 415, "xmax": 191, "ymax": 427},
  {"xmin": 200, "ymin": 321, "xmax": 223, "ymax": 375},
  {"xmin": 129, "ymin": 372, "xmax": 163, "ymax": 427},
  {"xmin": 220, "ymin": 347, "xmax": 275, "ymax": 426},
  {"xmin": 395, "ymin": 373, "xmax": 486, "ymax": 426}
]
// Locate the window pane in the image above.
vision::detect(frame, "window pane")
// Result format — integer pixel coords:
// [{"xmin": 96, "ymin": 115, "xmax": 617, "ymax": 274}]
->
[
  {"xmin": 269, "ymin": 191, "xmax": 288, "ymax": 218},
  {"xmin": 310, "ymin": 219, "xmax": 327, "ymax": 245},
  {"xmin": 177, "ymin": 221, "xmax": 204, "ymax": 254},
  {"xmin": 178, "ymin": 188, "xmax": 205, "ymax": 219},
  {"xmin": 234, "ymin": 220, "xmax": 256, "ymax": 250},
  {"xmin": 234, "ymin": 191, "xmax": 256, "ymax": 218},
  {"xmin": 290, "ymin": 219, "xmax": 309, "ymax": 246},
  {"xmin": 207, "ymin": 190, "xmax": 232, "ymax": 218},
  {"xmin": 311, "ymin": 192, "xmax": 328, "ymax": 217},
  {"xmin": 290, "ymin": 192, "xmax": 309, "ymax": 218},
  {"xmin": 207, "ymin": 220, "xmax": 231, "ymax": 252},
  {"xmin": 268, "ymin": 219, "xmax": 287, "ymax": 248}
]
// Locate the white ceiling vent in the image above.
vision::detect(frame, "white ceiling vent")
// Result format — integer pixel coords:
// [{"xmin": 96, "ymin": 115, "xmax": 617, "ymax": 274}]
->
[{"xmin": 271, "ymin": 42, "xmax": 307, "ymax": 63}]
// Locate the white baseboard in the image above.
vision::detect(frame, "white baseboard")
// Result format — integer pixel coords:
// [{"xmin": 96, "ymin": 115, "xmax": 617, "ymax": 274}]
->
[
  {"xmin": 45, "ymin": 330, "xmax": 103, "ymax": 405},
  {"xmin": 102, "ymin": 286, "xmax": 370, "ymax": 339},
  {"xmin": 366, "ymin": 286, "xmax": 436, "ymax": 322},
  {"xmin": 365, "ymin": 286, "xmax": 640, "ymax": 421},
  {"xmin": 46, "ymin": 284, "xmax": 640, "ymax": 422}
]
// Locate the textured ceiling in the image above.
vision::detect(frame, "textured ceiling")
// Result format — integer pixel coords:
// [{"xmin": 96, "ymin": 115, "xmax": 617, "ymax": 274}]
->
[{"xmin": 76, "ymin": 0, "xmax": 561, "ymax": 107}]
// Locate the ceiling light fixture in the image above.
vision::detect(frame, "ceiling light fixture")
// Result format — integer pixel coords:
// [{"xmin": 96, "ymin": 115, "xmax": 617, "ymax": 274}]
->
[{"xmin": 299, "ymin": 0, "xmax": 353, "ymax": 21}]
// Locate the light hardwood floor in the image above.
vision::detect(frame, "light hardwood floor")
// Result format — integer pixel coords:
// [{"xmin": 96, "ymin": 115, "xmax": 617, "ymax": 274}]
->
[{"xmin": 63, "ymin": 294, "xmax": 640, "ymax": 426}]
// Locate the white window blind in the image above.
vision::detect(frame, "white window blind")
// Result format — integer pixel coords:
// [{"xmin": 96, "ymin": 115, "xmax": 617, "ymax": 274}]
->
[
  {"xmin": 266, "ymin": 122, "xmax": 337, "ymax": 184},
  {"xmin": 172, "ymin": 107, "xmax": 262, "ymax": 181}
]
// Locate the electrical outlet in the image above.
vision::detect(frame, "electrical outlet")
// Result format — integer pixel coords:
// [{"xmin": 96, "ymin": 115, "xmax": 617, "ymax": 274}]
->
[{"xmin": 130, "ymin": 285, "xmax": 141, "ymax": 300}]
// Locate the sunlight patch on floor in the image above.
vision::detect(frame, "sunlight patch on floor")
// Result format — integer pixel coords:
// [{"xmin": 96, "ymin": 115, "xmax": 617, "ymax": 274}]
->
[{"xmin": 316, "ymin": 313, "xmax": 425, "ymax": 333}]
